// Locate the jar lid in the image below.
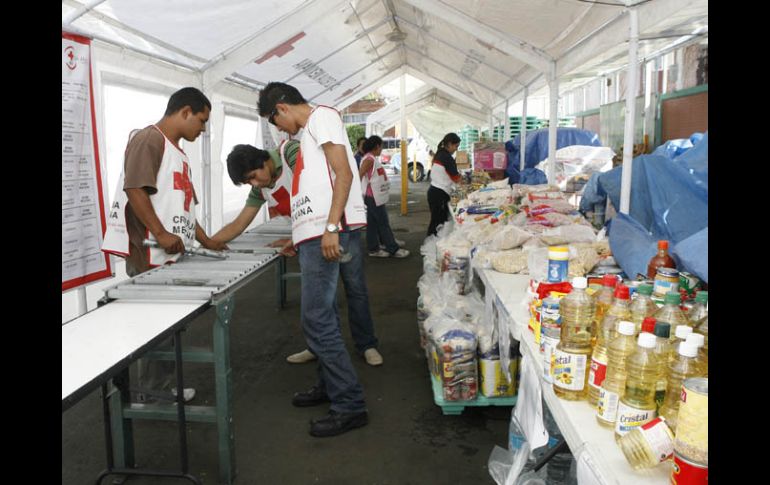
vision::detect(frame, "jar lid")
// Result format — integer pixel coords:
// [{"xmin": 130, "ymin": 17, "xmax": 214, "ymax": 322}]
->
[{"xmin": 657, "ymin": 267, "xmax": 679, "ymax": 278}]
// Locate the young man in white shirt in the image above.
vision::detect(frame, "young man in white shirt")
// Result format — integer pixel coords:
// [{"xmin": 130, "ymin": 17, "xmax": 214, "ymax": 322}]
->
[{"xmin": 257, "ymin": 82, "xmax": 369, "ymax": 437}]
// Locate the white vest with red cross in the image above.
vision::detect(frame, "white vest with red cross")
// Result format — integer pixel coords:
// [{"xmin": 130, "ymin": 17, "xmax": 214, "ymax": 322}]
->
[
  {"xmin": 102, "ymin": 126, "xmax": 197, "ymax": 267},
  {"xmin": 260, "ymin": 140, "xmax": 293, "ymax": 217},
  {"xmin": 360, "ymin": 154, "xmax": 390, "ymax": 206},
  {"xmin": 291, "ymin": 106, "xmax": 367, "ymax": 245}
]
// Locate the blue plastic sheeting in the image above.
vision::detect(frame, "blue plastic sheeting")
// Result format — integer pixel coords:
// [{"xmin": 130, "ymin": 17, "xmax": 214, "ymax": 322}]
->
[
  {"xmin": 651, "ymin": 132, "xmax": 704, "ymax": 160},
  {"xmin": 602, "ymin": 132, "xmax": 708, "ymax": 282},
  {"xmin": 507, "ymin": 166, "xmax": 549, "ymax": 185},
  {"xmin": 505, "ymin": 128, "xmax": 602, "ymax": 184},
  {"xmin": 579, "ymin": 172, "xmax": 606, "ymax": 213}
]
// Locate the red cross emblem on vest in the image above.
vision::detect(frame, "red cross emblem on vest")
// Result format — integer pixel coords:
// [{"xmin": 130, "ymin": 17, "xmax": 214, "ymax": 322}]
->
[
  {"xmin": 173, "ymin": 161, "xmax": 194, "ymax": 211},
  {"xmin": 291, "ymin": 148, "xmax": 304, "ymax": 197}
]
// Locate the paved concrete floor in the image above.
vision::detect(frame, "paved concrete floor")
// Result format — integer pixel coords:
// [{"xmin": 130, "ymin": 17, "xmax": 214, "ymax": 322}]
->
[{"xmin": 62, "ymin": 178, "xmax": 512, "ymax": 485}]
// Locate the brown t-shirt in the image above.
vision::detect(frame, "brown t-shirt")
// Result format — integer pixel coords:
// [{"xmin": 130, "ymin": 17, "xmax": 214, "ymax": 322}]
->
[{"xmin": 123, "ymin": 125, "xmax": 197, "ymax": 275}]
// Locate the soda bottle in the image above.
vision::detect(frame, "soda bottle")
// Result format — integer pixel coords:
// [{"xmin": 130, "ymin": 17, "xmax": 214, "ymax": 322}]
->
[
  {"xmin": 552, "ymin": 277, "xmax": 595, "ymax": 401},
  {"xmin": 629, "ymin": 284, "xmax": 658, "ymax": 334},
  {"xmin": 596, "ymin": 321, "xmax": 637, "ymax": 427},
  {"xmin": 615, "ymin": 332, "xmax": 660, "ymax": 442},
  {"xmin": 653, "ymin": 292, "xmax": 690, "ymax": 342},
  {"xmin": 646, "ymin": 240, "xmax": 676, "ymax": 279},
  {"xmin": 652, "ymin": 322, "xmax": 672, "ymax": 410},
  {"xmin": 588, "ymin": 284, "xmax": 630, "ymax": 407},
  {"xmin": 687, "ymin": 291, "xmax": 708, "ymax": 325},
  {"xmin": 658, "ymin": 342, "xmax": 704, "ymax": 432},
  {"xmin": 592, "ymin": 275, "xmax": 617, "ymax": 347}
]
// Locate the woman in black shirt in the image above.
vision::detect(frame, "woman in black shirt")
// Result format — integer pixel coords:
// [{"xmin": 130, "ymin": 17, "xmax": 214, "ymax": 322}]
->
[{"xmin": 427, "ymin": 133, "xmax": 462, "ymax": 236}]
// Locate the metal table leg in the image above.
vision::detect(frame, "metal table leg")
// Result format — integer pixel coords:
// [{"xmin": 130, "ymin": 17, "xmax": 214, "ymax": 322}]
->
[{"xmin": 214, "ymin": 296, "xmax": 236, "ymax": 484}]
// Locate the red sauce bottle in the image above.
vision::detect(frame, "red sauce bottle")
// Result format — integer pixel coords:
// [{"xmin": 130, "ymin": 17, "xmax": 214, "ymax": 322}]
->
[{"xmin": 647, "ymin": 240, "xmax": 676, "ymax": 279}]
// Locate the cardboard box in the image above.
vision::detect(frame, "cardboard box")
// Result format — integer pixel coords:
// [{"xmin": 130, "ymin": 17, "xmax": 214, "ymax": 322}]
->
[
  {"xmin": 455, "ymin": 150, "xmax": 470, "ymax": 169},
  {"xmin": 472, "ymin": 141, "xmax": 507, "ymax": 170}
]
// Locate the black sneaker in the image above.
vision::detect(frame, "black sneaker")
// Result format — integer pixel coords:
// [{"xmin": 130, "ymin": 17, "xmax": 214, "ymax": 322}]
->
[
  {"xmin": 310, "ymin": 410, "xmax": 368, "ymax": 437},
  {"xmin": 292, "ymin": 385, "xmax": 330, "ymax": 407}
]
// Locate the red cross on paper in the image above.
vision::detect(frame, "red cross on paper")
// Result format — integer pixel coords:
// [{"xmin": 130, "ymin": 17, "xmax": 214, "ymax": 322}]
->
[{"xmin": 173, "ymin": 161, "xmax": 194, "ymax": 211}]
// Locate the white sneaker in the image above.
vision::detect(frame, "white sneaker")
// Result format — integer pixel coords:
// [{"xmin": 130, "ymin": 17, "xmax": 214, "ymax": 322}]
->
[
  {"xmin": 368, "ymin": 249, "xmax": 390, "ymax": 258},
  {"xmin": 364, "ymin": 348, "xmax": 384, "ymax": 366},
  {"xmin": 391, "ymin": 248, "xmax": 410, "ymax": 258},
  {"xmin": 380, "ymin": 240, "xmax": 406, "ymax": 250},
  {"xmin": 171, "ymin": 388, "xmax": 196, "ymax": 403},
  {"xmin": 286, "ymin": 349, "xmax": 317, "ymax": 364}
]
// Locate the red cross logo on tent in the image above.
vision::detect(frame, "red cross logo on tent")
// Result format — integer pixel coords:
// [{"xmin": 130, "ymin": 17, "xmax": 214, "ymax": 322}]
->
[{"xmin": 173, "ymin": 162, "xmax": 194, "ymax": 211}]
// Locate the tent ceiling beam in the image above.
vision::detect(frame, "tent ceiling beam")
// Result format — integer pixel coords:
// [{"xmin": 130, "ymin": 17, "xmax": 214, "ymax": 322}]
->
[
  {"xmin": 350, "ymin": 6, "xmax": 392, "ymax": 73},
  {"xmin": 404, "ymin": 65, "xmax": 485, "ymax": 110},
  {"xmin": 366, "ymin": 85, "xmax": 437, "ymax": 123},
  {"xmin": 283, "ymin": 16, "xmax": 391, "ymax": 84},
  {"xmin": 201, "ymin": 0, "xmax": 350, "ymax": 90},
  {"xmin": 334, "ymin": 65, "xmax": 405, "ymax": 110},
  {"xmin": 62, "ymin": 0, "xmax": 108, "ymax": 27},
  {"xmin": 556, "ymin": 0, "xmax": 703, "ymax": 78},
  {"xmin": 308, "ymin": 44, "xmax": 400, "ymax": 102},
  {"xmin": 63, "ymin": 0, "xmax": 208, "ymax": 64},
  {"xmin": 394, "ymin": 15, "xmax": 524, "ymax": 87},
  {"xmin": 399, "ymin": 0, "xmax": 552, "ymax": 73},
  {"xmin": 403, "ymin": 44, "xmax": 506, "ymax": 101}
]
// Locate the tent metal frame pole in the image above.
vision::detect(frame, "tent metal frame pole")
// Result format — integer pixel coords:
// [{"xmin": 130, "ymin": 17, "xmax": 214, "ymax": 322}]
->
[
  {"xmin": 400, "ymin": 74, "xmax": 408, "ymax": 216},
  {"xmin": 547, "ymin": 63, "xmax": 558, "ymax": 184},
  {"xmin": 620, "ymin": 8, "xmax": 639, "ymax": 214},
  {"xmin": 521, "ymin": 87, "xmax": 528, "ymax": 172}
]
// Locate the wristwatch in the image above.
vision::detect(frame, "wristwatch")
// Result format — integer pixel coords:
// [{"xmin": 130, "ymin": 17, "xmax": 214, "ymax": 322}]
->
[{"xmin": 325, "ymin": 223, "xmax": 340, "ymax": 233}]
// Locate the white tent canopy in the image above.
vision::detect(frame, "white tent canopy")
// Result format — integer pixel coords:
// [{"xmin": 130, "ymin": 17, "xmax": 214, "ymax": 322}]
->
[{"xmin": 62, "ymin": 0, "xmax": 707, "ymax": 230}]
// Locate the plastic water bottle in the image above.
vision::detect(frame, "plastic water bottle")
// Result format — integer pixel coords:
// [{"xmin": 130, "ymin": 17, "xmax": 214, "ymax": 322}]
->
[
  {"xmin": 553, "ymin": 277, "xmax": 595, "ymax": 401},
  {"xmin": 615, "ymin": 332, "xmax": 660, "ymax": 442}
]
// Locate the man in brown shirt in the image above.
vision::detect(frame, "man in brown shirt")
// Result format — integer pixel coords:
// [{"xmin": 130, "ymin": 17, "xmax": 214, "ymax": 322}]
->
[{"xmin": 118, "ymin": 87, "xmax": 226, "ymax": 402}]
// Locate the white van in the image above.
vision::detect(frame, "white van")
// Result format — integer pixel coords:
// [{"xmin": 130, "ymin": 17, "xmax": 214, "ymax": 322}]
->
[{"xmin": 379, "ymin": 137, "xmax": 431, "ymax": 181}]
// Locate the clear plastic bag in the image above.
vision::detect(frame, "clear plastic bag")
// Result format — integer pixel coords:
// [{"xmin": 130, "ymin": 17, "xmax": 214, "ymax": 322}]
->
[
  {"xmin": 490, "ymin": 225, "xmax": 533, "ymax": 250},
  {"xmin": 487, "ymin": 413, "xmax": 534, "ymax": 485}
]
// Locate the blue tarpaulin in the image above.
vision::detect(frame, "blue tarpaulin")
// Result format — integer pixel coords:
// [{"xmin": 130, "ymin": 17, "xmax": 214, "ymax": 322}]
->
[
  {"xmin": 505, "ymin": 128, "xmax": 602, "ymax": 184},
  {"xmin": 598, "ymin": 132, "xmax": 708, "ymax": 282}
]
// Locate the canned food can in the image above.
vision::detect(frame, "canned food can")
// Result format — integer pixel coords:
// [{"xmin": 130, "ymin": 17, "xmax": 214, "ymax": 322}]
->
[
  {"xmin": 674, "ymin": 377, "xmax": 708, "ymax": 464},
  {"xmin": 654, "ymin": 267, "xmax": 680, "ymax": 297},
  {"xmin": 670, "ymin": 452, "xmax": 707, "ymax": 485},
  {"xmin": 679, "ymin": 272, "xmax": 701, "ymax": 295}
]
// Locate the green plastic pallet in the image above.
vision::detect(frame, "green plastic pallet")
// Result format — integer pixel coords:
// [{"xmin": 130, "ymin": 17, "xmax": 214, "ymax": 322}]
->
[{"xmin": 430, "ymin": 375, "xmax": 517, "ymax": 415}]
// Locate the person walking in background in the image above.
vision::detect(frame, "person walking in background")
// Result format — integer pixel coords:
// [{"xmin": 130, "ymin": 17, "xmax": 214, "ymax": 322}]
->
[
  {"xmin": 358, "ymin": 135, "xmax": 408, "ymax": 258},
  {"xmin": 353, "ymin": 136, "xmax": 366, "ymax": 168},
  {"xmin": 426, "ymin": 133, "xmax": 462, "ymax": 237}
]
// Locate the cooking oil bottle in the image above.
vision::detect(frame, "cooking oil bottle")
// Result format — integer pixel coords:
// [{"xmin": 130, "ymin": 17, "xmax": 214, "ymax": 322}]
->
[
  {"xmin": 652, "ymin": 322, "xmax": 671, "ymax": 410},
  {"xmin": 685, "ymin": 333, "xmax": 707, "ymax": 376},
  {"xmin": 669, "ymin": 325, "xmax": 693, "ymax": 363},
  {"xmin": 588, "ymin": 284, "xmax": 630, "ymax": 407},
  {"xmin": 615, "ymin": 332, "xmax": 660, "ymax": 442},
  {"xmin": 687, "ymin": 291, "xmax": 708, "ymax": 325},
  {"xmin": 640, "ymin": 317, "xmax": 656, "ymax": 335},
  {"xmin": 629, "ymin": 284, "xmax": 658, "ymax": 334},
  {"xmin": 552, "ymin": 277, "xmax": 595, "ymax": 401},
  {"xmin": 695, "ymin": 316, "xmax": 708, "ymax": 372},
  {"xmin": 657, "ymin": 342, "xmax": 704, "ymax": 432},
  {"xmin": 591, "ymin": 275, "xmax": 617, "ymax": 348},
  {"xmin": 618, "ymin": 416, "xmax": 675, "ymax": 469},
  {"xmin": 653, "ymin": 292, "xmax": 690, "ymax": 342},
  {"xmin": 596, "ymin": 321, "xmax": 637, "ymax": 427}
]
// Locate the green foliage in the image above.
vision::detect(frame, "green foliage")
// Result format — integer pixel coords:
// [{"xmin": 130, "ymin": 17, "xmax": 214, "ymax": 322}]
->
[{"xmin": 346, "ymin": 124, "xmax": 366, "ymax": 152}]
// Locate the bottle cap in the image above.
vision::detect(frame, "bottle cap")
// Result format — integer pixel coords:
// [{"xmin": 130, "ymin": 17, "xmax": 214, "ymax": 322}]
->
[
  {"xmin": 679, "ymin": 342, "xmax": 698, "ymax": 358},
  {"xmin": 617, "ymin": 321, "xmax": 636, "ymax": 336},
  {"xmin": 675, "ymin": 325, "xmax": 693, "ymax": 339},
  {"xmin": 695, "ymin": 291, "xmax": 708, "ymax": 303},
  {"xmin": 572, "ymin": 277, "xmax": 587, "ymax": 289},
  {"xmin": 641, "ymin": 317, "xmax": 656, "ymax": 333},
  {"xmin": 637, "ymin": 284, "xmax": 653, "ymax": 296},
  {"xmin": 614, "ymin": 285, "xmax": 630, "ymax": 300},
  {"xmin": 685, "ymin": 333, "xmax": 705, "ymax": 348},
  {"xmin": 602, "ymin": 274, "xmax": 618, "ymax": 288},
  {"xmin": 637, "ymin": 332, "xmax": 657, "ymax": 349},
  {"xmin": 664, "ymin": 292, "xmax": 681, "ymax": 305},
  {"xmin": 653, "ymin": 322, "xmax": 671, "ymax": 339},
  {"xmin": 658, "ymin": 240, "xmax": 669, "ymax": 250}
]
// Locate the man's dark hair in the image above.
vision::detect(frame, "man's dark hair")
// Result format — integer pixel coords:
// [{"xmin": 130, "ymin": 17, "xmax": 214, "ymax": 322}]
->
[
  {"xmin": 362, "ymin": 135, "xmax": 383, "ymax": 154},
  {"xmin": 164, "ymin": 87, "xmax": 211, "ymax": 116},
  {"xmin": 257, "ymin": 82, "xmax": 307, "ymax": 117},
  {"xmin": 226, "ymin": 144, "xmax": 272, "ymax": 185}
]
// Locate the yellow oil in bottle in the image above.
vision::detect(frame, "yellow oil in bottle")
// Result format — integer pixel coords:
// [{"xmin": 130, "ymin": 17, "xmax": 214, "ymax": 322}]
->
[
  {"xmin": 596, "ymin": 321, "xmax": 637, "ymax": 427},
  {"xmin": 669, "ymin": 325, "xmax": 693, "ymax": 364},
  {"xmin": 687, "ymin": 291, "xmax": 708, "ymax": 324},
  {"xmin": 614, "ymin": 332, "xmax": 660, "ymax": 442},
  {"xmin": 653, "ymin": 292, "xmax": 690, "ymax": 342},
  {"xmin": 658, "ymin": 342, "xmax": 704, "ymax": 432},
  {"xmin": 695, "ymin": 316, "xmax": 708, "ymax": 374},
  {"xmin": 588, "ymin": 285, "xmax": 631, "ymax": 407},
  {"xmin": 618, "ymin": 416, "xmax": 675, "ymax": 469},
  {"xmin": 591, "ymin": 275, "xmax": 617, "ymax": 348},
  {"xmin": 652, "ymin": 322, "xmax": 671, "ymax": 410},
  {"xmin": 553, "ymin": 277, "xmax": 595, "ymax": 401},
  {"xmin": 629, "ymin": 284, "xmax": 658, "ymax": 334},
  {"xmin": 684, "ymin": 333, "xmax": 707, "ymax": 377}
]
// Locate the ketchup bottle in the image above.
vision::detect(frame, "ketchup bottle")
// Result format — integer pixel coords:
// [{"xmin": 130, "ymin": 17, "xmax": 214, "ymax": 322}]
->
[{"xmin": 646, "ymin": 240, "xmax": 676, "ymax": 279}]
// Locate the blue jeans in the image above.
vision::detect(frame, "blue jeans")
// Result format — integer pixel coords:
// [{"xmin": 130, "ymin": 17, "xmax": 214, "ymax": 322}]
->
[
  {"xmin": 298, "ymin": 232, "xmax": 366, "ymax": 414},
  {"xmin": 339, "ymin": 230, "xmax": 379, "ymax": 353},
  {"xmin": 364, "ymin": 196, "xmax": 399, "ymax": 254}
]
